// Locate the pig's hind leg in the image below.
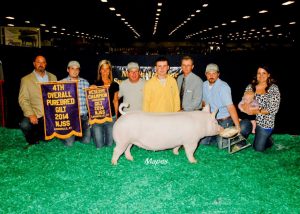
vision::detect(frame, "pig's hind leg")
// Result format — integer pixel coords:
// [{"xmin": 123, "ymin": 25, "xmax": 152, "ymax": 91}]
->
[
  {"xmin": 125, "ymin": 144, "xmax": 134, "ymax": 161},
  {"xmin": 111, "ymin": 142, "xmax": 129, "ymax": 165},
  {"xmin": 183, "ymin": 142, "xmax": 198, "ymax": 163}
]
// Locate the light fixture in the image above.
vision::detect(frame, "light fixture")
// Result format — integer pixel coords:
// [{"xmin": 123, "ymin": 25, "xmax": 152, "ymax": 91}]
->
[
  {"xmin": 243, "ymin": 16, "xmax": 250, "ymax": 19},
  {"xmin": 259, "ymin": 10, "xmax": 268, "ymax": 14},
  {"xmin": 282, "ymin": 1, "xmax": 294, "ymax": 5}
]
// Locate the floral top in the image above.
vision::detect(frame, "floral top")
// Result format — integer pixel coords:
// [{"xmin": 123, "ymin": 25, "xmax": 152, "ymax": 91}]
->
[{"xmin": 245, "ymin": 84, "xmax": 280, "ymax": 129}]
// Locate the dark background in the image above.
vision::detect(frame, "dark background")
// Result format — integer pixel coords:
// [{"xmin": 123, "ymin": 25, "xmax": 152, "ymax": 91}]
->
[{"xmin": 0, "ymin": 45, "xmax": 299, "ymax": 134}]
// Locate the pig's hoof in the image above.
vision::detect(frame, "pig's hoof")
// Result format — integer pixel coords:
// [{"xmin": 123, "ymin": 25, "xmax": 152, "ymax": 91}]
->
[
  {"xmin": 173, "ymin": 150, "xmax": 179, "ymax": 155},
  {"xmin": 111, "ymin": 160, "xmax": 118, "ymax": 165},
  {"xmin": 173, "ymin": 148, "xmax": 179, "ymax": 155},
  {"xmin": 189, "ymin": 159, "xmax": 197, "ymax": 164},
  {"xmin": 125, "ymin": 155, "xmax": 134, "ymax": 161}
]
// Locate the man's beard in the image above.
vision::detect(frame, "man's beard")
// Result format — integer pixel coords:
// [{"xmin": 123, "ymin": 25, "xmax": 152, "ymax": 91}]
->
[
  {"xmin": 208, "ymin": 79, "xmax": 216, "ymax": 84},
  {"xmin": 37, "ymin": 66, "xmax": 45, "ymax": 72}
]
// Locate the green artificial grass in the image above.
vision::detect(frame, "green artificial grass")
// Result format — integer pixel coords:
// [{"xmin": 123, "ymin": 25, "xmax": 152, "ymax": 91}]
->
[{"xmin": 0, "ymin": 127, "xmax": 299, "ymax": 213}]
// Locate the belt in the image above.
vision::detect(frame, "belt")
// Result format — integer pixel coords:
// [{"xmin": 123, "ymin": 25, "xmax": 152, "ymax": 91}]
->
[{"xmin": 217, "ymin": 116, "xmax": 231, "ymax": 122}]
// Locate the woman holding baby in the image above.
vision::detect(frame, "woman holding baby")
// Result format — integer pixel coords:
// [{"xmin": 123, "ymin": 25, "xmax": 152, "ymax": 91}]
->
[{"xmin": 240, "ymin": 64, "xmax": 281, "ymax": 152}]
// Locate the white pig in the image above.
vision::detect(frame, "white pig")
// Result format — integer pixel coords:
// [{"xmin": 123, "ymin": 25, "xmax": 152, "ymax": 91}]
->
[{"xmin": 111, "ymin": 105, "xmax": 222, "ymax": 165}]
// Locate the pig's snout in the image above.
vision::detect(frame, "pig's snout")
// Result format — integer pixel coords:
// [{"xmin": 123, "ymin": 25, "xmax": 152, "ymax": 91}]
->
[{"xmin": 218, "ymin": 126, "xmax": 224, "ymax": 134}]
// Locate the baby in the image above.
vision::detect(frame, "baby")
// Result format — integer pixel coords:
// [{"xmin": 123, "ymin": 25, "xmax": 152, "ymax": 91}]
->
[{"xmin": 238, "ymin": 91, "xmax": 259, "ymax": 133}]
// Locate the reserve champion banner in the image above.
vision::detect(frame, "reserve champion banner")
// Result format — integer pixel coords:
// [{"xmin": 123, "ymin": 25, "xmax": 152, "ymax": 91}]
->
[
  {"xmin": 86, "ymin": 87, "xmax": 112, "ymax": 125},
  {"xmin": 41, "ymin": 81, "xmax": 82, "ymax": 140}
]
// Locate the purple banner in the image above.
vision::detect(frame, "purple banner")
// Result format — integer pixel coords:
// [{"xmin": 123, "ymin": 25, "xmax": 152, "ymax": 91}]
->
[
  {"xmin": 41, "ymin": 82, "xmax": 82, "ymax": 140},
  {"xmin": 86, "ymin": 87, "xmax": 112, "ymax": 124}
]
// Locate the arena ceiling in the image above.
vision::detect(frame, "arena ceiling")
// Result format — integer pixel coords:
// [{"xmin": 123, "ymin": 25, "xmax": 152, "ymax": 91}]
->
[{"xmin": 1, "ymin": 0, "xmax": 297, "ymax": 45}]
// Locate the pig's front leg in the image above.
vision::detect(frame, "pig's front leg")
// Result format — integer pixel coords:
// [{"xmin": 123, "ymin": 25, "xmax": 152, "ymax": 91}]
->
[
  {"xmin": 183, "ymin": 142, "xmax": 198, "ymax": 163},
  {"xmin": 173, "ymin": 146, "xmax": 181, "ymax": 155},
  {"xmin": 125, "ymin": 144, "xmax": 134, "ymax": 161}
]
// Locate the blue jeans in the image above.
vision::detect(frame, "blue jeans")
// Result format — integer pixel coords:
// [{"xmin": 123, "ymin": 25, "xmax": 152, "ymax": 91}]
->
[
  {"xmin": 64, "ymin": 114, "xmax": 91, "ymax": 146},
  {"xmin": 19, "ymin": 117, "xmax": 45, "ymax": 145},
  {"xmin": 240, "ymin": 119, "xmax": 273, "ymax": 152},
  {"xmin": 92, "ymin": 117, "xmax": 116, "ymax": 148},
  {"xmin": 200, "ymin": 117, "xmax": 234, "ymax": 145}
]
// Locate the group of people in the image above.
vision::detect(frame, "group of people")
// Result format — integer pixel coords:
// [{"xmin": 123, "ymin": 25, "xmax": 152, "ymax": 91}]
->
[{"xmin": 18, "ymin": 55, "xmax": 280, "ymax": 152}]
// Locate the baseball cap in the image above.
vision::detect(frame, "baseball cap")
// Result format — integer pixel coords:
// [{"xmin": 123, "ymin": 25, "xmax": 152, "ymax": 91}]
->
[
  {"xmin": 205, "ymin": 63, "xmax": 219, "ymax": 73},
  {"xmin": 127, "ymin": 62, "xmax": 139, "ymax": 71},
  {"xmin": 67, "ymin": 61, "xmax": 80, "ymax": 68}
]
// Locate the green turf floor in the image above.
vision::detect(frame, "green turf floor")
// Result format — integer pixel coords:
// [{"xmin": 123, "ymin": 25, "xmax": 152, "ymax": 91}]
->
[{"xmin": 0, "ymin": 127, "xmax": 299, "ymax": 213}]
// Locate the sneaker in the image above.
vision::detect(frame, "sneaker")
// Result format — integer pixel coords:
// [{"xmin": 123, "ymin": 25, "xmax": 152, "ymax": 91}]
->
[
  {"xmin": 23, "ymin": 141, "xmax": 39, "ymax": 149},
  {"xmin": 23, "ymin": 144, "xmax": 33, "ymax": 150},
  {"xmin": 265, "ymin": 141, "xmax": 273, "ymax": 149},
  {"xmin": 80, "ymin": 140, "xmax": 90, "ymax": 144},
  {"xmin": 64, "ymin": 141, "xmax": 73, "ymax": 147}
]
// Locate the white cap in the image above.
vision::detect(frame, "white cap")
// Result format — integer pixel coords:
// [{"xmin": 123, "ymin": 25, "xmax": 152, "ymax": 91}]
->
[
  {"xmin": 127, "ymin": 62, "xmax": 139, "ymax": 71},
  {"xmin": 205, "ymin": 63, "xmax": 219, "ymax": 73},
  {"xmin": 67, "ymin": 61, "xmax": 80, "ymax": 68}
]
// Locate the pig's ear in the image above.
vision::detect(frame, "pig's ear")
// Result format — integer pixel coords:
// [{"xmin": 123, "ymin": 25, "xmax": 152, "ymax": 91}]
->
[
  {"xmin": 211, "ymin": 109, "xmax": 218, "ymax": 118},
  {"xmin": 202, "ymin": 104, "xmax": 211, "ymax": 113}
]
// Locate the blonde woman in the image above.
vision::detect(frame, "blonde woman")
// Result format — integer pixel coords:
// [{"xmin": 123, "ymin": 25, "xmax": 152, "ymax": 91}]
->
[{"xmin": 92, "ymin": 60, "xmax": 119, "ymax": 148}]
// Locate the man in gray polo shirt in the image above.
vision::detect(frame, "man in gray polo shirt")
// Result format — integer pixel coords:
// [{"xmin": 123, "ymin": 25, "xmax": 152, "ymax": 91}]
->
[
  {"xmin": 177, "ymin": 55, "xmax": 203, "ymax": 111},
  {"xmin": 119, "ymin": 62, "xmax": 145, "ymax": 112}
]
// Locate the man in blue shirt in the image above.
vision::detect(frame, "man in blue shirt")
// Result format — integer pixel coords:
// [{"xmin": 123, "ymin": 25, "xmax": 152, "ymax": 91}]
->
[
  {"xmin": 177, "ymin": 56, "xmax": 203, "ymax": 111},
  {"xmin": 201, "ymin": 63, "xmax": 240, "ymax": 145},
  {"xmin": 62, "ymin": 61, "xmax": 91, "ymax": 146}
]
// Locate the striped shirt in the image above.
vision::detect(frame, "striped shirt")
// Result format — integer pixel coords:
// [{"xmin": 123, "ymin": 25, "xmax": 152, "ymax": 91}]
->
[{"xmin": 62, "ymin": 76, "xmax": 90, "ymax": 115}]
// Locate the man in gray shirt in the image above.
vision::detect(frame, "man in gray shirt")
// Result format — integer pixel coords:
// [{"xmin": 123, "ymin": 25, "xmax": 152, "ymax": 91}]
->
[
  {"xmin": 177, "ymin": 56, "xmax": 203, "ymax": 111},
  {"xmin": 119, "ymin": 62, "xmax": 144, "ymax": 112}
]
